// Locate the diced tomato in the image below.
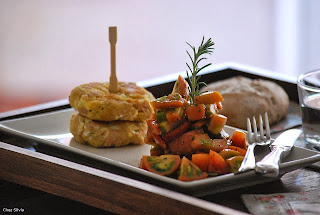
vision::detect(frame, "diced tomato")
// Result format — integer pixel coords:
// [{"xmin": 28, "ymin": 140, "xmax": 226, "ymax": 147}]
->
[
  {"xmin": 150, "ymin": 132, "xmax": 167, "ymax": 149},
  {"xmin": 226, "ymin": 156, "xmax": 244, "ymax": 173},
  {"xmin": 208, "ymin": 113, "xmax": 227, "ymax": 135},
  {"xmin": 208, "ymin": 150, "xmax": 230, "ymax": 174},
  {"xmin": 205, "ymin": 104, "xmax": 217, "ymax": 117},
  {"xmin": 178, "ymin": 157, "xmax": 208, "ymax": 181},
  {"xmin": 185, "ymin": 104, "xmax": 206, "ymax": 121},
  {"xmin": 228, "ymin": 146, "xmax": 247, "ymax": 156},
  {"xmin": 150, "ymin": 146, "xmax": 165, "ymax": 156},
  {"xmin": 139, "ymin": 158, "xmax": 147, "ymax": 170},
  {"xmin": 172, "ymin": 75, "xmax": 190, "ymax": 100},
  {"xmin": 155, "ymin": 110, "xmax": 166, "ymax": 122},
  {"xmin": 192, "ymin": 153, "xmax": 210, "ymax": 172},
  {"xmin": 231, "ymin": 130, "xmax": 247, "ymax": 149},
  {"xmin": 150, "ymin": 94, "xmax": 185, "ymax": 109},
  {"xmin": 219, "ymin": 149, "xmax": 242, "ymax": 160},
  {"xmin": 194, "ymin": 91, "xmax": 224, "ymax": 104},
  {"xmin": 166, "ymin": 107, "xmax": 184, "ymax": 122},
  {"xmin": 190, "ymin": 133, "xmax": 212, "ymax": 151},
  {"xmin": 142, "ymin": 155, "xmax": 181, "ymax": 176},
  {"xmin": 191, "ymin": 119, "xmax": 207, "ymax": 129},
  {"xmin": 162, "ymin": 121, "xmax": 191, "ymax": 142},
  {"xmin": 168, "ymin": 129, "xmax": 203, "ymax": 156},
  {"xmin": 147, "ymin": 119, "xmax": 162, "ymax": 135},
  {"xmin": 215, "ymin": 102, "xmax": 222, "ymax": 110},
  {"xmin": 144, "ymin": 130, "xmax": 156, "ymax": 145},
  {"xmin": 192, "ymin": 137, "xmax": 228, "ymax": 153},
  {"xmin": 210, "ymin": 139, "xmax": 229, "ymax": 152}
]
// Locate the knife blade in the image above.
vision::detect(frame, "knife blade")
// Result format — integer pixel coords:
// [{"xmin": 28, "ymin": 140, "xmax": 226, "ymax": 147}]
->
[{"xmin": 255, "ymin": 129, "xmax": 302, "ymax": 177}]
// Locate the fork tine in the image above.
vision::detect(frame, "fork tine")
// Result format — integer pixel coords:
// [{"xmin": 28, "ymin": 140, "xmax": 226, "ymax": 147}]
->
[
  {"xmin": 264, "ymin": 112, "xmax": 271, "ymax": 140},
  {"xmin": 247, "ymin": 118, "xmax": 253, "ymax": 143},
  {"xmin": 259, "ymin": 115, "xmax": 264, "ymax": 142},
  {"xmin": 252, "ymin": 116, "xmax": 258, "ymax": 142}
]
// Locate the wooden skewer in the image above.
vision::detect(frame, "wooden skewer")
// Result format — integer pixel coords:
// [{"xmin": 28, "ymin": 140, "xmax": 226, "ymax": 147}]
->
[{"xmin": 109, "ymin": 26, "xmax": 118, "ymax": 93}]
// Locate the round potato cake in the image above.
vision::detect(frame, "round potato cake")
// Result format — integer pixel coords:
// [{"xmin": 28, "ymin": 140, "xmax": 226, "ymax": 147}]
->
[
  {"xmin": 69, "ymin": 82, "xmax": 155, "ymax": 122},
  {"xmin": 70, "ymin": 113, "xmax": 148, "ymax": 147}
]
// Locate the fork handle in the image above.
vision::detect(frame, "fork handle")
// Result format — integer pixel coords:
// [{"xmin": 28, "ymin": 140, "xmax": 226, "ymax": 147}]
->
[
  {"xmin": 255, "ymin": 147, "xmax": 288, "ymax": 177},
  {"xmin": 238, "ymin": 143, "xmax": 256, "ymax": 172}
]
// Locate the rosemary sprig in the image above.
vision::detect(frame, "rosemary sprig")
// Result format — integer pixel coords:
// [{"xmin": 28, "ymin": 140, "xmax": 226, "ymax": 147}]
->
[{"xmin": 186, "ymin": 37, "xmax": 215, "ymax": 104}]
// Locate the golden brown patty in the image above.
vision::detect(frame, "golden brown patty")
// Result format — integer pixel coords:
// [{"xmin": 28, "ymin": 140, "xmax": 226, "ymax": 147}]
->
[
  {"xmin": 70, "ymin": 113, "xmax": 148, "ymax": 147},
  {"xmin": 69, "ymin": 82, "xmax": 155, "ymax": 121}
]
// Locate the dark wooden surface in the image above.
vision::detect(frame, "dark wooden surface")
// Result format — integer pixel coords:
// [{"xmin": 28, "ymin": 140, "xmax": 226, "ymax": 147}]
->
[{"xmin": 1, "ymin": 64, "xmax": 319, "ymax": 214}]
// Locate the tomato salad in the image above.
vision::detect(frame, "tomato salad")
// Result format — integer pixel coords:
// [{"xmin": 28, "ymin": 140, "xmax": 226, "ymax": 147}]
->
[{"xmin": 140, "ymin": 75, "xmax": 248, "ymax": 181}]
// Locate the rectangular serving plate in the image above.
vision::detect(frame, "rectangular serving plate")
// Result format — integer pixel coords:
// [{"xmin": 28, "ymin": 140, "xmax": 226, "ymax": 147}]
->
[{"xmin": 1, "ymin": 108, "xmax": 319, "ymax": 197}]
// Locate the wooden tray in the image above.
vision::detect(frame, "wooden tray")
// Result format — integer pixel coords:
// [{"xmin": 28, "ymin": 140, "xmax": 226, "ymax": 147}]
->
[{"xmin": 1, "ymin": 63, "xmax": 319, "ymax": 214}]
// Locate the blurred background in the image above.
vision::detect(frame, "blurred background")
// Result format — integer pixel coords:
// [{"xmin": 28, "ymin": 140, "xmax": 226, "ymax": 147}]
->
[{"xmin": 1, "ymin": 0, "xmax": 320, "ymax": 112}]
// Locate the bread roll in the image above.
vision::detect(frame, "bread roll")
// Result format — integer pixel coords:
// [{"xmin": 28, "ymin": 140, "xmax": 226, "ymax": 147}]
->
[{"xmin": 202, "ymin": 76, "xmax": 289, "ymax": 129}]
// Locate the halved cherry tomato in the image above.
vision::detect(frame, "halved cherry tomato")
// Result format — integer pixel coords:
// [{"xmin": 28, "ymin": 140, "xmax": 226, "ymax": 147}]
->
[
  {"xmin": 231, "ymin": 130, "xmax": 247, "ymax": 149},
  {"xmin": 226, "ymin": 156, "xmax": 244, "ymax": 173},
  {"xmin": 142, "ymin": 155, "xmax": 181, "ymax": 176},
  {"xmin": 208, "ymin": 150, "xmax": 230, "ymax": 174},
  {"xmin": 228, "ymin": 146, "xmax": 247, "ymax": 156},
  {"xmin": 178, "ymin": 156, "xmax": 208, "ymax": 181},
  {"xmin": 194, "ymin": 91, "xmax": 224, "ymax": 104},
  {"xmin": 185, "ymin": 104, "xmax": 206, "ymax": 121},
  {"xmin": 219, "ymin": 149, "xmax": 242, "ymax": 160},
  {"xmin": 192, "ymin": 153, "xmax": 210, "ymax": 172}
]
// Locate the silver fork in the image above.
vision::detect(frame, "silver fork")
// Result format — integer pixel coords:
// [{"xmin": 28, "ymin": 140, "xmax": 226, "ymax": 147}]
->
[{"xmin": 237, "ymin": 113, "xmax": 271, "ymax": 173}]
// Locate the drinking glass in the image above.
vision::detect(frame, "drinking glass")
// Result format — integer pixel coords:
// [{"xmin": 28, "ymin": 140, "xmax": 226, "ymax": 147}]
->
[{"xmin": 297, "ymin": 70, "xmax": 320, "ymax": 151}]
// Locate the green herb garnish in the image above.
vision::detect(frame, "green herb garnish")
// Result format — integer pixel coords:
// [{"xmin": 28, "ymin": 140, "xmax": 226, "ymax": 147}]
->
[{"xmin": 186, "ymin": 37, "xmax": 215, "ymax": 104}]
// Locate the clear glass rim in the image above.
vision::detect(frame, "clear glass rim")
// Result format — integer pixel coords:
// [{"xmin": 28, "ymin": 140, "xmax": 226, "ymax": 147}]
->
[{"xmin": 297, "ymin": 69, "xmax": 320, "ymax": 92}]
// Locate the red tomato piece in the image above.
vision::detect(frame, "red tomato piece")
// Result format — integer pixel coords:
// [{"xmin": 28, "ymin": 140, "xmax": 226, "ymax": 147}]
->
[
  {"xmin": 150, "ymin": 132, "xmax": 167, "ymax": 149},
  {"xmin": 226, "ymin": 156, "xmax": 244, "ymax": 173},
  {"xmin": 185, "ymin": 104, "xmax": 206, "ymax": 121},
  {"xmin": 228, "ymin": 146, "xmax": 247, "ymax": 156},
  {"xmin": 168, "ymin": 129, "xmax": 203, "ymax": 156},
  {"xmin": 178, "ymin": 156, "xmax": 208, "ymax": 181},
  {"xmin": 231, "ymin": 130, "xmax": 247, "ymax": 149},
  {"xmin": 192, "ymin": 153, "xmax": 210, "ymax": 172},
  {"xmin": 142, "ymin": 155, "xmax": 181, "ymax": 176},
  {"xmin": 147, "ymin": 119, "xmax": 162, "ymax": 135},
  {"xmin": 208, "ymin": 150, "xmax": 230, "ymax": 174},
  {"xmin": 194, "ymin": 91, "xmax": 224, "ymax": 104},
  {"xmin": 172, "ymin": 75, "xmax": 190, "ymax": 100},
  {"xmin": 208, "ymin": 113, "xmax": 227, "ymax": 135},
  {"xmin": 162, "ymin": 122, "xmax": 191, "ymax": 142},
  {"xmin": 150, "ymin": 94, "xmax": 185, "ymax": 109},
  {"xmin": 219, "ymin": 149, "xmax": 242, "ymax": 160}
]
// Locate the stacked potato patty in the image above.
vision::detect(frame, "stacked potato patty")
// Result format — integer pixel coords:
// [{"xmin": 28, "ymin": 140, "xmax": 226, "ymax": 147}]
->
[{"xmin": 69, "ymin": 82, "xmax": 155, "ymax": 147}]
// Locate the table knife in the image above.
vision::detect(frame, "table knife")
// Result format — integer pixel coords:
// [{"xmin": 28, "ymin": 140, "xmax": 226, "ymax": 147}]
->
[{"xmin": 255, "ymin": 129, "xmax": 302, "ymax": 177}]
